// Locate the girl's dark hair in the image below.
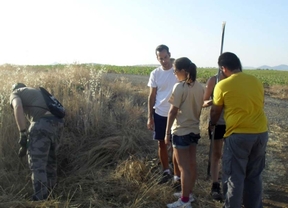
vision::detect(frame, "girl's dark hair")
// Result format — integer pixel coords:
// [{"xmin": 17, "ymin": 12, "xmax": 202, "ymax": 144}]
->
[
  {"xmin": 218, "ymin": 52, "xmax": 242, "ymax": 71},
  {"xmin": 174, "ymin": 57, "xmax": 197, "ymax": 84}
]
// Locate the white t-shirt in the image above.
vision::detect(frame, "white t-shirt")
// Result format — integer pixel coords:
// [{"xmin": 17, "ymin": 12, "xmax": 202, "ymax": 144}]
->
[{"xmin": 147, "ymin": 66, "xmax": 178, "ymax": 117}]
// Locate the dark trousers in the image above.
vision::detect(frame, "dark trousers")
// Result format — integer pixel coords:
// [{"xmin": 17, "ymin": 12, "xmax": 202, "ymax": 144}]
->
[{"xmin": 222, "ymin": 132, "xmax": 268, "ymax": 208}]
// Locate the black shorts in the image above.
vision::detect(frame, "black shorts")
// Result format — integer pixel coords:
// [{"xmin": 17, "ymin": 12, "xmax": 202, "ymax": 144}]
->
[
  {"xmin": 153, "ymin": 111, "xmax": 167, "ymax": 141},
  {"xmin": 208, "ymin": 125, "xmax": 226, "ymax": 140}
]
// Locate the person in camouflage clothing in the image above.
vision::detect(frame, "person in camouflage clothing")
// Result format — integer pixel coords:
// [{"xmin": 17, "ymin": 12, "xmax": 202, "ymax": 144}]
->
[{"xmin": 10, "ymin": 83, "xmax": 64, "ymax": 201}]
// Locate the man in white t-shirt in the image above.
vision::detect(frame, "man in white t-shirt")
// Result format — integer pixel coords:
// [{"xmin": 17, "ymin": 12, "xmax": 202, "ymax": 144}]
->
[{"xmin": 147, "ymin": 45, "xmax": 179, "ymax": 184}]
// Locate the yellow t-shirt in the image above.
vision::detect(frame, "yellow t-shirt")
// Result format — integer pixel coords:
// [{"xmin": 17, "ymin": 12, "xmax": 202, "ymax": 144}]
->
[{"xmin": 213, "ymin": 72, "xmax": 267, "ymax": 137}]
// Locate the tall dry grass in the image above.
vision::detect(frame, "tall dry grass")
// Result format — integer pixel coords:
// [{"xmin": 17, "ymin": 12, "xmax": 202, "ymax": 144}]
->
[{"xmin": 0, "ymin": 64, "xmax": 222, "ymax": 208}]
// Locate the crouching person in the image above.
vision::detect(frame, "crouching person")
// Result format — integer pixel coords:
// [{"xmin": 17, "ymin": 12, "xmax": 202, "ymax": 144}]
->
[{"xmin": 10, "ymin": 83, "xmax": 64, "ymax": 201}]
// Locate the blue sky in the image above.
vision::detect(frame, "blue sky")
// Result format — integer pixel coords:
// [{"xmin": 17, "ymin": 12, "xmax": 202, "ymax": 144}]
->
[{"xmin": 0, "ymin": 0, "xmax": 287, "ymax": 67}]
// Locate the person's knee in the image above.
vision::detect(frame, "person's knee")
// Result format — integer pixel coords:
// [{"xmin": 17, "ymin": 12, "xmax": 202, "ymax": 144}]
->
[
  {"xmin": 179, "ymin": 166, "xmax": 196, "ymax": 176},
  {"xmin": 158, "ymin": 141, "xmax": 166, "ymax": 149},
  {"xmin": 189, "ymin": 162, "xmax": 197, "ymax": 174},
  {"xmin": 177, "ymin": 160, "xmax": 187, "ymax": 172},
  {"xmin": 178, "ymin": 161, "xmax": 196, "ymax": 173}
]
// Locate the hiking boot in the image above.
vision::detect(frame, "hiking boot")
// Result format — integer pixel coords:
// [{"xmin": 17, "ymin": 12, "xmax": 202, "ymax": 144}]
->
[
  {"xmin": 173, "ymin": 192, "xmax": 195, "ymax": 203},
  {"xmin": 158, "ymin": 172, "xmax": 172, "ymax": 184},
  {"xmin": 167, "ymin": 198, "xmax": 192, "ymax": 208},
  {"xmin": 210, "ymin": 182, "xmax": 223, "ymax": 201},
  {"xmin": 172, "ymin": 179, "xmax": 181, "ymax": 192}
]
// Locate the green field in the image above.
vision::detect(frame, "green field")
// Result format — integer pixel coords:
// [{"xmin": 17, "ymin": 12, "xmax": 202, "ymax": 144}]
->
[{"xmin": 2, "ymin": 64, "xmax": 288, "ymax": 86}]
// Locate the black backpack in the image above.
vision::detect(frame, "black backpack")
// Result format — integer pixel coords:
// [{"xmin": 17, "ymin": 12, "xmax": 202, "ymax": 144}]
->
[{"xmin": 39, "ymin": 87, "xmax": 65, "ymax": 119}]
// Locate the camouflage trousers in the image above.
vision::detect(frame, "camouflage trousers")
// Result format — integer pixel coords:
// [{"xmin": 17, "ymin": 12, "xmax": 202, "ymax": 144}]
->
[{"xmin": 27, "ymin": 115, "xmax": 64, "ymax": 201}]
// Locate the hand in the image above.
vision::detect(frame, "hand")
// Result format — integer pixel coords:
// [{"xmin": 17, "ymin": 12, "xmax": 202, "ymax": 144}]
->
[
  {"xmin": 209, "ymin": 122, "xmax": 216, "ymax": 132},
  {"xmin": 18, "ymin": 147, "xmax": 27, "ymax": 157},
  {"xmin": 147, "ymin": 118, "xmax": 154, "ymax": 131},
  {"xmin": 164, "ymin": 134, "xmax": 171, "ymax": 147},
  {"xmin": 203, "ymin": 100, "xmax": 213, "ymax": 108},
  {"xmin": 18, "ymin": 131, "xmax": 28, "ymax": 147}
]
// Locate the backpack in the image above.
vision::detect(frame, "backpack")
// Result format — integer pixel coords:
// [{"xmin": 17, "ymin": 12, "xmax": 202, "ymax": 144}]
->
[{"xmin": 39, "ymin": 87, "xmax": 65, "ymax": 119}]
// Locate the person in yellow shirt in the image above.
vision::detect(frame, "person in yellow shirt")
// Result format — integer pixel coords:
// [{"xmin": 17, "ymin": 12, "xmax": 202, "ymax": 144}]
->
[{"xmin": 210, "ymin": 52, "xmax": 268, "ymax": 208}]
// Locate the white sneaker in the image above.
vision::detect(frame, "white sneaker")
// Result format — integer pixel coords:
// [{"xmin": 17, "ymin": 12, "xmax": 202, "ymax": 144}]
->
[
  {"xmin": 167, "ymin": 198, "xmax": 192, "ymax": 208},
  {"xmin": 173, "ymin": 192, "xmax": 195, "ymax": 203}
]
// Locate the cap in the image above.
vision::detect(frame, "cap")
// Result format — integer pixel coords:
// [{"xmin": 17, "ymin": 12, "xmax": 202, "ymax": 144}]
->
[{"xmin": 12, "ymin": 83, "xmax": 26, "ymax": 91}]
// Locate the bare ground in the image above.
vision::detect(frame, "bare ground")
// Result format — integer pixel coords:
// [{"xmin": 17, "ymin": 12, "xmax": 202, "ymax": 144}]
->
[{"xmin": 103, "ymin": 73, "xmax": 288, "ymax": 208}]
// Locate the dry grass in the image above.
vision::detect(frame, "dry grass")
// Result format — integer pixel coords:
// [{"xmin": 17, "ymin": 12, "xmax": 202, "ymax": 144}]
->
[
  {"xmin": 0, "ymin": 64, "xmax": 287, "ymax": 208},
  {"xmin": 264, "ymin": 85, "xmax": 288, "ymax": 100}
]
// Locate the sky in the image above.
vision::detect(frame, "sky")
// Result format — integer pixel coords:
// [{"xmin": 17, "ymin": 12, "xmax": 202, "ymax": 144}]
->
[{"xmin": 0, "ymin": 0, "xmax": 287, "ymax": 68}]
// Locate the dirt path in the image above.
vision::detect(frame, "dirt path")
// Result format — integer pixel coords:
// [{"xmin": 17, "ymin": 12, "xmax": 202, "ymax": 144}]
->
[
  {"xmin": 262, "ymin": 97, "xmax": 288, "ymax": 208},
  {"xmin": 103, "ymin": 73, "xmax": 288, "ymax": 207}
]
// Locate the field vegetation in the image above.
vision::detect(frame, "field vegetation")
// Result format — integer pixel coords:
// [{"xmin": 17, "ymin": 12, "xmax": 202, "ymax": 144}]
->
[
  {"xmin": 21, "ymin": 64, "xmax": 288, "ymax": 100},
  {"xmin": 14, "ymin": 64, "xmax": 288, "ymax": 86},
  {"xmin": 0, "ymin": 64, "xmax": 287, "ymax": 208}
]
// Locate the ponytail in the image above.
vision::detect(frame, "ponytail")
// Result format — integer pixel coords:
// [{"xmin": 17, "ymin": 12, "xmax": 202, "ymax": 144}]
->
[
  {"xmin": 174, "ymin": 57, "xmax": 197, "ymax": 85},
  {"xmin": 185, "ymin": 62, "xmax": 197, "ymax": 85}
]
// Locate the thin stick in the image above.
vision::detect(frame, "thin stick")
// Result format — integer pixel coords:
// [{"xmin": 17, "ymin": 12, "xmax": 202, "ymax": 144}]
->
[
  {"xmin": 216, "ymin": 21, "xmax": 226, "ymax": 82},
  {"xmin": 207, "ymin": 21, "xmax": 226, "ymax": 178}
]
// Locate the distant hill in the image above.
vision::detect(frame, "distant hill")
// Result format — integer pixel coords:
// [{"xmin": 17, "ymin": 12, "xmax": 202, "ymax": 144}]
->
[
  {"xmin": 257, "ymin": 64, "xmax": 288, "ymax": 70},
  {"xmin": 243, "ymin": 66, "xmax": 256, "ymax": 70}
]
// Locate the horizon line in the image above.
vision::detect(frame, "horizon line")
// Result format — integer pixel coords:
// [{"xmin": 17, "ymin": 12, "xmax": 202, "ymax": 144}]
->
[{"xmin": 0, "ymin": 62, "xmax": 288, "ymax": 69}]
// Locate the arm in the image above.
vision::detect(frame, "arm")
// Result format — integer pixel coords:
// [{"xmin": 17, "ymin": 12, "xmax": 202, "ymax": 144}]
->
[
  {"xmin": 164, "ymin": 105, "xmax": 178, "ymax": 145},
  {"xmin": 12, "ymin": 97, "xmax": 29, "ymax": 157},
  {"xmin": 210, "ymin": 104, "xmax": 223, "ymax": 126},
  {"xmin": 147, "ymin": 87, "xmax": 156, "ymax": 130},
  {"xmin": 210, "ymin": 81, "xmax": 224, "ymax": 126},
  {"xmin": 203, "ymin": 76, "xmax": 216, "ymax": 108},
  {"xmin": 12, "ymin": 97, "xmax": 27, "ymax": 131}
]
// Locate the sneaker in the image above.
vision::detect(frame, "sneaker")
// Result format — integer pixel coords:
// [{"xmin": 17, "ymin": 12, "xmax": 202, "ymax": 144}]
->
[
  {"xmin": 167, "ymin": 198, "xmax": 192, "ymax": 208},
  {"xmin": 210, "ymin": 182, "xmax": 223, "ymax": 201},
  {"xmin": 172, "ymin": 179, "xmax": 181, "ymax": 192},
  {"xmin": 173, "ymin": 192, "xmax": 195, "ymax": 203},
  {"xmin": 158, "ymin": 171, "xmax": 172, "ymax": 184}
]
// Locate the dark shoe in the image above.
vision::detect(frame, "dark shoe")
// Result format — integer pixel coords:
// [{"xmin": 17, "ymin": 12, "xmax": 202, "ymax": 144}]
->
[
  {"xmin": 32, "ymin": 193, "xmax": 48, "ymax": 201},
  {"xmin": 172, "ymin": 179, "xmax": 181, "ymax": 192},
  {"xmin": 18, "ymin": 147, "xmax": 27, "ymax": 157},
  {"xmin": 158, "ymin": 172, "xmax": 172, "ymax": 184},
  {"xmin": 210, "ymin": 182, "xmax": 223, "ymax": 201}
]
